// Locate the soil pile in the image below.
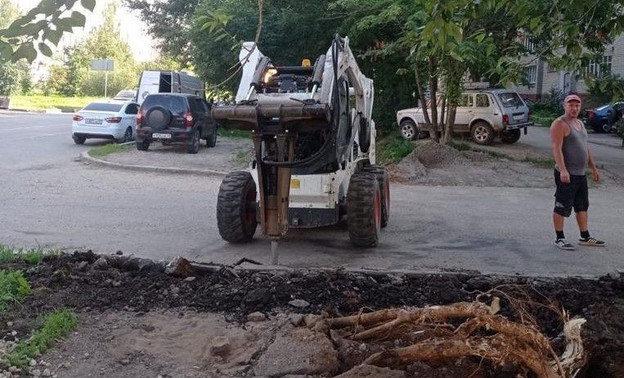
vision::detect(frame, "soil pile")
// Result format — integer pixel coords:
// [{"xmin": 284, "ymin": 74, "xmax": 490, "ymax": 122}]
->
[
  {"xmin": 1, "ymin": 252, "xmax": 624, "ymax": 377},
  {"xmin": 389, "ymin": 141, "xmax": 553, "ymax": 188}
]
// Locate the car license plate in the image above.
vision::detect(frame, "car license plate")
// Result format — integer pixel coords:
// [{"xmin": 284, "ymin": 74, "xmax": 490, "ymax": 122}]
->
[
  {"xmin": 513, "ymin": 115, "xmax": 524, "ymax": 121},
  {"xmin": 85, "ymin": 118, "xmax": 103, "ymax": 125},
  {"xmin": 152, "ymin": 133, "xmax": 171, "ymax": 139}
]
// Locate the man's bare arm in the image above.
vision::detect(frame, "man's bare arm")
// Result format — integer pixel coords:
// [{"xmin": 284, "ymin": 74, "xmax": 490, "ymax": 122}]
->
[{"xmin": 550, "ymin": 118, "xmax": 570, "ymax": 182}]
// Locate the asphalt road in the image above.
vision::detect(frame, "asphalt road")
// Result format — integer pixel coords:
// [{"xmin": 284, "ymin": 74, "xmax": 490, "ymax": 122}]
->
[{"xmin": 1, "ymin": 112, "xmax": 623, "ymax": 277}]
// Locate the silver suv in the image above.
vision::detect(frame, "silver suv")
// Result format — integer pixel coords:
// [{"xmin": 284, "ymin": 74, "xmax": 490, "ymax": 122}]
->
[{"xmin": 396, "ymin": 89, "xmax": 532, "ymax": 145}]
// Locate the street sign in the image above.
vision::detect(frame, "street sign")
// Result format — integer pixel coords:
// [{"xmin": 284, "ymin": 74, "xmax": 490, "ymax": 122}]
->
[{"xmin": 91, "ymin": 59, "xmax": 114, "ymax": 71}]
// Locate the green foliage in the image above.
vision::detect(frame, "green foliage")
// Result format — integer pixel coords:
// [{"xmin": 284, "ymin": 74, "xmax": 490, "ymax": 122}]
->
[
  {"xmin": 0, "ymin": 61, "xmax": 20, "ymax": 95},
  {"xmin": 530, "ymin": 88, "xmax": 565, "ymax": 115},
  {"xmin": 0, "ymin": 0, "xmax": 95, "ymax": 63},
  {"xmin": 586, "ymin": 74, "xmax": 624, "ymax": 105},
  {"xmin": 189, "ymin": 0, "xmax": 339, "ymax": 90},
  {"xmin": 88, "ymin": 143, "xmax": 133, "ymax": 157},
  {"xmin": 6, "ymin": 309, "xmax": 78, "ymax": 368},
  {"xmin": 57, "ymin": 2, "xmax": 139, "ymax": 97},
  {"xmin": 0, "ymin": 270, "xmax": 32, "ymax": 313},
  {"xmin": 375, "ymin": 136, "xmax": 414, "ymax": 165}
]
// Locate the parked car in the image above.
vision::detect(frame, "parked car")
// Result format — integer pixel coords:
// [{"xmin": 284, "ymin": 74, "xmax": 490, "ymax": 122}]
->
[
  {"xmin": 113, "ymin": 89, "xmax": 137, "ymax": 101},
  {"xmin": 135, "ymin": 93, "xmax": 217, "ymax": 154},
  {"xmin": 71, "ymin": 100, "xmax": 139, "ymax": 144},
  {"xmin": 583, "ymin": 102, "xmax": 624, "ymax": 133},
  {"xmin": 396, "ymin": 89, "xmax": 533, "ymax": 145}
]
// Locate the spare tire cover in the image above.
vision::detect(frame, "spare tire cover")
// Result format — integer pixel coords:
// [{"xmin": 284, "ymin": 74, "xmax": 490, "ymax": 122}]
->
[{"xmin": 146, "ymin": 106, "xmax": 172, "ymax": 131}]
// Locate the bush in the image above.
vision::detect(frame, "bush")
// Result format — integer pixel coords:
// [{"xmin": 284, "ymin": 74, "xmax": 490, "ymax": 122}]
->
[{"xmin": 531, "ymin": 88, "xmax": 565, "ymax": 115}]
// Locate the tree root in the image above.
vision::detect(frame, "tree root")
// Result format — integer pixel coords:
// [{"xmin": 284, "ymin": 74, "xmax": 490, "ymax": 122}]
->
[{"xmin": 327, "ymin": 298, "xmax": 585, "ymax": 378}]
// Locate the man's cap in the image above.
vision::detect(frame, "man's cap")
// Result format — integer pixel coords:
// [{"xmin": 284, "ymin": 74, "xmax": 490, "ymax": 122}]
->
[{"xmin": 564, "ymin": 94, "xmax": 581, "ymax": 103}]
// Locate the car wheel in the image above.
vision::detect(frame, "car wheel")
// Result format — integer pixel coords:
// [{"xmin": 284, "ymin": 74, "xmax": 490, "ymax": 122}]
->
[
  {"xmin": 347, "ymin": 171, "xmax": 381, "ymax": 247},
  {"xmin": 400, "ymin": 120, "xmax": 418, "ymax": 140},
  {"xmin": 471, "ymin": 122, "xmax": 495, "ymax": 145},
  {"xmin": 207, "ymin": 128, "xmax": 218, "ymax": 147},
  {"xmin": 136, "ymin": 139, "xmax": 149, "ymax": 151},
  {"xmin": 601, "ymin": 121, "xmax": 613, "ymax": 133},
  {"xmin": 72, "ymin": 134, "xmax": 86, "ymax": 145},
  {"xmin": 501, "ymin": 129, "xmax": 521, "ymax": 144},
  {"xmin": 119, "ymin": 127, "xmax": 133, "ymax": 143},
  {"xmin": 217, "ymin": 171, "xmax": 258, "ymax": 243},
  {"xmin": 187, "ymin": 129, "xmax": 200, "ymax": 154}
]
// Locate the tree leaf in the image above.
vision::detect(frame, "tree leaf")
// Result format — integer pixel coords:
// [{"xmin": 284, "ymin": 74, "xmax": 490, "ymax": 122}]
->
[
  {"xmin": 69, "ymin": 11, "xmax": 86, "ymax": 28},
  {"xmin": 13, "ymin": 43, "xmax": 38, "ymax": 63},
  {"xmin": 38, "ymin": 42, "xmax": 53, "ymax": 57},
  {"xmin": 81, "ymin": 0, "xmax": 96, "ymax": 12}
]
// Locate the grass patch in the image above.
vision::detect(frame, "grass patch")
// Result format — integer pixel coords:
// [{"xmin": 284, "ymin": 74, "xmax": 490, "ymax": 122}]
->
[
  {"xmin": 88, "ymin": 143, "xmax": 133, "ymax": 157},
  {"xmin": 218, "ymin": 128, "xmax": 251, "ymax": 139},
  {"xmin": 0, "ymin": 270, "xmax": 32, "ymax": 314},
  {"xmin": 0, "ymin": 244, "xmax": 58, "ymax": 264},
  {"xmin": 235, "ymin": 149, "xmax": 251, "ymax": 166},
  {"xmin": 10, "ymin": 94, "xmax": 100, "ymax": 111},
  {"xmin": 376, "ymin": 136, "xmax": 415, "ymax": 165},
  {"xmin": 522, "ymin": 156, "xmax": 555, "ymax": 169},
  {"xmin": 5, "ymin": 309, "xmax": 78, "ymax": 369}
]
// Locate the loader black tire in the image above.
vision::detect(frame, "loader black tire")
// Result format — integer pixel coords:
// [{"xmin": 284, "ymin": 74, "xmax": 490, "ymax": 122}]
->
[
  {"xmin": 347, "ymin": 171, "xmax": 381, "ymax": 247},
  {"xmin": 363, "ymin": 165, "xmax": 390, "ymax": 228},
  {"xmin": 217, "ymin": 171, "xmax": 257, "ymax": 243}
]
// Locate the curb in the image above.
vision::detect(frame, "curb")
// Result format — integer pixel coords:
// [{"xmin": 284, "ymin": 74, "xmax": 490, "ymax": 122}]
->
[{"xmin": 80, "ymin": 150, "xmax": 230, "ymax": 177}]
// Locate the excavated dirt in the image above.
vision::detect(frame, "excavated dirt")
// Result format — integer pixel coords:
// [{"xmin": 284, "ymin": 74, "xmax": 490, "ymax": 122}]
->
[
  {"xmin": 387, "ymin": 141, "xmax": 619, "ymax": 188},
  {"xmin": 1, "ymin": 252, "xmax": 624, "ymax": 377}
]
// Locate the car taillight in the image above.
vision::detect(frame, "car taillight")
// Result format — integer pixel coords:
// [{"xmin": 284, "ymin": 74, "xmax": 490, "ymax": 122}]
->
[
  {"xmin": 502, "ymin": 114, "xmax": 509, "ymax": 125},
  {"xmin": 105, "ymin": 117, "xmax": 122, "ymax": 123},
  {"xmin": 73, "ymin": 114, "xmax": 83, "ymax": 122},
  {"xmin": 588, "ymin": 111, "xmax": 595, "ymax": 119},
  {"xmin": 184, "ymin": 111, "xmax": 193, "ymax": 127},
  {"xmin": 136, "ymin": 109, "xmax": 142, "ymax": 126}
]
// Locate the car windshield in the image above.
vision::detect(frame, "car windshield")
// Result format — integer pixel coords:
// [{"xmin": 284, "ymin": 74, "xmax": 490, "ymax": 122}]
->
[
  {"xmin": 143, "ymin": 95, "xmax": 186, "ymax": 115},
  {"xmin": 497, "ymin": 92, "xmax": 524, "ymax": 108},
  {"xmin": 83, "ymin": 103, "xmax": 123, "ymax": 112}
]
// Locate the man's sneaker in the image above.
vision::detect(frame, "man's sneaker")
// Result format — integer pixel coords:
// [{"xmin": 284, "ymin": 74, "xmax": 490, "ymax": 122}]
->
[
  {"xmin": 555, "ymin": 239, "xmax": 575, "ymax": 250},
  {"xmin": 579, "ymin": 237, "xmax": 606, "ymax": 247}
]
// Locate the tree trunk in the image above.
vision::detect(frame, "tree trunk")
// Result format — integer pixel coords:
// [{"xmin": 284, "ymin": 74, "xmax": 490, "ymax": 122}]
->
[
  {"xmin": 444, "ymin": 103, "xmax": 456, "ymax": 144},
  {"xmin": 414, "ymin": 68, "xmax": 431, "ymax": 126},
  {"xmin": 428, "ymin": 56, "xmax": 439, "ymax": 143}
]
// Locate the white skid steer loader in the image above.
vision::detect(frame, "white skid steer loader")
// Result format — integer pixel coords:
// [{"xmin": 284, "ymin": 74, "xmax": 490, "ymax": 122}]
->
[{"xmin": 212, "ymin": 35, "xmax": 389, "ymax": 259}]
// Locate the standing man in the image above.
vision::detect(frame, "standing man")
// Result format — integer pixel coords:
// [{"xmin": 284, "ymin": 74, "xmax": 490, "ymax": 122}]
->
[{"xmin": 550, "ymin": 93, "xmax": 605, "ymax": 250}]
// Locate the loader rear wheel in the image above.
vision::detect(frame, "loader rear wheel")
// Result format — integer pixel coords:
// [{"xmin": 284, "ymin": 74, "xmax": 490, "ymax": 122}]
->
[
  {"xmin": 217, "ymin": 171, "xmax": 257, "ymax": 243},
  {"xmin": 347, "ymin": 172, "xmax": 381, "ymax": 247},
  {"xmin": 363, "ymin": 165, "xmax": 390, "ymax": 228}
]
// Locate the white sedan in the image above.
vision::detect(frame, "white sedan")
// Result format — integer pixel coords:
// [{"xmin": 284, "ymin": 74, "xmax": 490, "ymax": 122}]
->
[{"xmin": 71, "ymin": 100, "xmax": 139, "ymax": 144}]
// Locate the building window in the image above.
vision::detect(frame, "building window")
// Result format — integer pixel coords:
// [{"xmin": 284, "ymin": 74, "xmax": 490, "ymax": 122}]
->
[
  {"xmin": 520, "ymin": 37, "xmax": 536, "ymax": 52},
  {"xmin": 526, "ymin": 65, "xmax": 537, "ymax": 84},
  {"xmin": 586, "ymin": 55, "xmax": 612, "ymax": 78}
]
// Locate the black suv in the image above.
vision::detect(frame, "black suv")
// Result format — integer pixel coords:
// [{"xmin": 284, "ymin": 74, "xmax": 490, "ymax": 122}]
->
[{"xmin": 136, "ymin": 93, "xmax": 218, "ymax": 154}]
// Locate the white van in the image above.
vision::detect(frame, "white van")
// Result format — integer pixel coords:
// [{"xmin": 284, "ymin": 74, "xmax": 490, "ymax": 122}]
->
[{"xmin": 136, "ymin": 71, "xmax": 205, "ymax": 105}]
